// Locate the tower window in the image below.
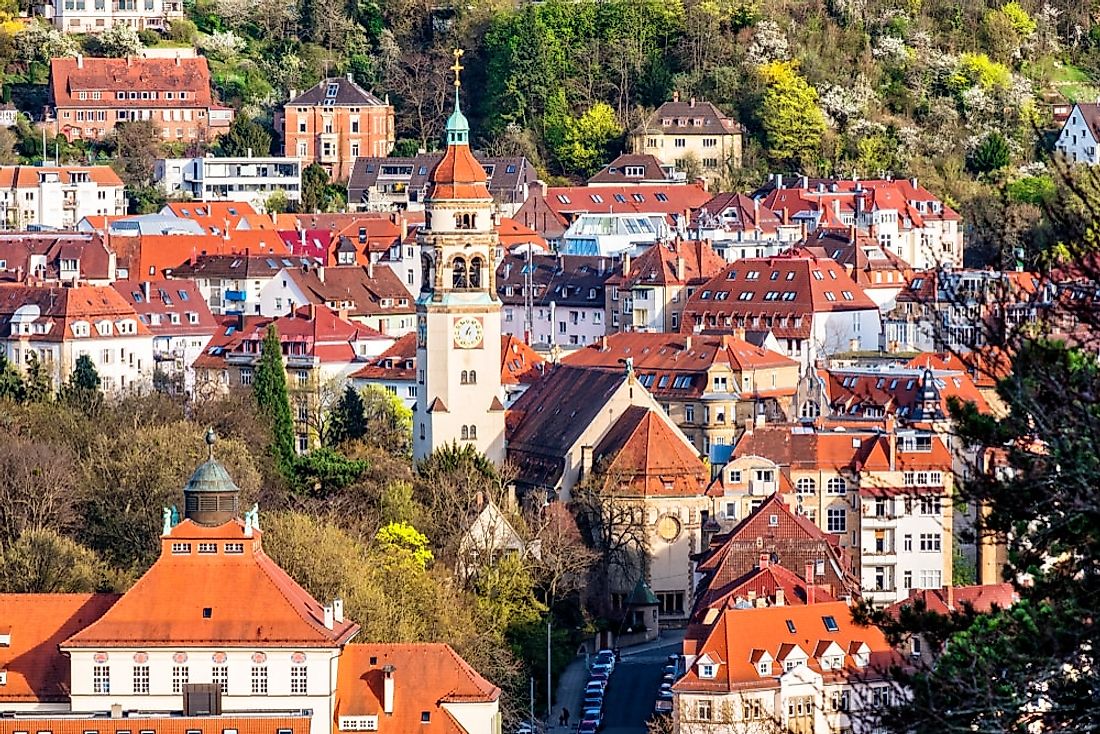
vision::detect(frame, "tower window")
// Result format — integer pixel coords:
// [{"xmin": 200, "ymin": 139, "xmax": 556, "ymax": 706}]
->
[
  {"xmin": 460, "ymin": 425, "xmax": 478, "ymax": 441},
  {"xmin": 461, "ymin": 370, "xmax": 478, "ymax": 385},
  {"xmin": 452, "ymin": 257, "xmax": 467, "ymax": 289},
  {"xmin": 456, "ymin": 212, "xmax": 475, "ymax": 230},
  {"xmin": 469, "ymin": 257, "xmax": 483, "ymax": 288}
]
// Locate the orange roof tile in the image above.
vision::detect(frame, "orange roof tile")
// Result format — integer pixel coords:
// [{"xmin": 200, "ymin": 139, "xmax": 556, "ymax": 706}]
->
[
  {"xmin": 427, "ymin": 140, "xmax": 491, "ymax": 201},
  {"xmin": 885, "ymin": 584, "xmax": 1017, "ymax": 618},
  {"xmin": 499, "ymin": 335, "xmax": 545, "ymax": 385},
  {"xmin": 0, "ymin": 715, "xmax": 310, "ymax": 734},
  {"xmin": 334, "ymin": 643, "xmax": 499, "ymax": 734},
  {"xmin": 593, "ymin": 406, "xmax": 708, "ymax": 497},
  {"xmin": 0, "ymin": 165, "xmax": 123, "ymax": 188},
  {"xmin": 64, "ymin": 520, "xmax": 358, "ymax": 648},
  {"xmin": 51, "ymin": 57, "xmax": 215, "ymax": 108},
  {"xmin": 0, "ymin": 594, "xmax": 119, "ymax": 702}
]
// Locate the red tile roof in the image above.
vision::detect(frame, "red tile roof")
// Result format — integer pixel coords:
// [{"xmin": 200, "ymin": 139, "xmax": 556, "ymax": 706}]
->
[
  {"xmin": 674, "ymin": 601, "xmax": 896, "ymax": 693},
  {"xmin": 350, "ymin": 331, "xmax": 417, "ymax": 381},
  {"xmin": 499, "ymin": 334, "xmax": 545, "ymax": 385},
  {"xmin": 0, "ymin": 165, "xmax": 123, "ymax": 188},
  {"xmin": 541, "ymin": 183, "xmax": 711, "ymax": 221},
  {"xmin": 692, "ymin": 192, "xmax": 783, "ymax": 235},
  {"xmin": 111, "ymin": 279, "xmax": 218, "ymax": 337},
  {"xmin": 693, "ymin": 562, "xmax": 836, "ymax": 624},
  {"xmin": 885, "ymin": 584, "xmax": 1017, "ymax": 617},
  {"xmin": 0, "ymin": 283, "xmax": 151, "ymax": 341},
  {"xmin": 427, "ymin": 138, "xmax": 491, "ymax": 201},
  {"xmin": 117, "ymin": 231, "xmax": 293, "ymax": 278},
  {"xmin": 65, "ymin": 519, "xmax": 359, "ymax": 648},
  {"xmin": 0, "ymin": 232, "xmax": 114, "ymax": 283},
  {"xmin": 819, "ymin": 364, "xmax": 989, "ymax": 419},
  {"xmin": 592, "ymin": 405, "xmax": 708, "ymax": 497},
  {"xmin": 563, "ymin": 332, "xmax": 796, "ymax": 399},
  {"xmin": 0, "ymin": 594, "xmax": 119, "ymax": 702},
  {"xmin": 286, "ymin": 265, "xmax": 414, "ymax": 322},
  {"xmin": 0, "ymin": 715, "xmax": 311, "ymax": 734},
  {"xmin": 334, "ymin": 643, "xmax": 499, "ymax": 734},
  {"xmin": 612, "ymin": 239, "xmax": 726, "ymax": 289},
  {"xmin": 51, "ymin": 56, "xmax": 215, "ymax": 108}
]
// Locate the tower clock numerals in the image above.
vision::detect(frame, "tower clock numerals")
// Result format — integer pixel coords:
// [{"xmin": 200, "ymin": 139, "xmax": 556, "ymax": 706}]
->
[{"xmin": 453, "ymin": 316, "xmax": 484, "ymax": 349}]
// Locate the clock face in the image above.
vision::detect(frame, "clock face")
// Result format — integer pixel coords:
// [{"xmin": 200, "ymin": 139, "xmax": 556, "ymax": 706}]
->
[
  {"xmin": 453, "ymin": 317, "xmax": 484, "ymax": 349},
  {"xmin": 655, "ymin": 514, "xmax": 682, "ymax": 542}
]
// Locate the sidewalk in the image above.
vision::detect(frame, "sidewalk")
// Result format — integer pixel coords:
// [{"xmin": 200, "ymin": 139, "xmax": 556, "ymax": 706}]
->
[{"xmin": 550, "ymin": 654, "xmax": 590, "ymax": 731}]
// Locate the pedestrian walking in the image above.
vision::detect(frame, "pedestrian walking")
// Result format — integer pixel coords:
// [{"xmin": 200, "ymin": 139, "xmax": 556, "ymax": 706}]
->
[{"xmin": 562, "ymin": 707, "xmax": 570, "ymax": 727}]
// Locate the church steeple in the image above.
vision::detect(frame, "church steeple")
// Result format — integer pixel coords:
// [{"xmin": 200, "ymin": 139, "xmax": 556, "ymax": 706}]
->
[
  {"xmin": 446, "ymin": 49, "xmax": 470, "ymax": 147},
  {"xmin": 183, "ymin": 428, "xmax": 240, "ymax": 526}
]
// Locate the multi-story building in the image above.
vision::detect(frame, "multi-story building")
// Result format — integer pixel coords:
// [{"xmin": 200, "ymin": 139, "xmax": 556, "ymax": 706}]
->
[
  {"xmin": 604, "ymin": 239, "xmax": 726, "ymax": 333},
  {"xmin": 1053, "ymin": 102, "xmax": 1100, "ymax": 164},
  {"xmin": 280, "ymin": 76, "xmax": 394, "ymax": 181},
  {"xmin": 673, "ymin": 602, "xmax": 899, "ymax": 734},
  {"xmin": 50, "ymin": 55, "xmax": 232, "ymax": 142},
  {"xmin": 629, "ymin": 93, "xmax": 743, "ymax": 187},
  {"xmin": 722, "ymin": 421, "xmax": 954, "ymax": 607},
  {"xmin": 0, "ymin": 283, "xmax": 154, "ymax": 393},
  {"xmin": 0, "ymin": 446, "xmax": 501, "ymax": 734},
  {"xmin": 156, "ymin": 155, "xmax": 303, "ymax": 207},
  {"xmin": 111, "ymin": 279, "xmax": 217, "ymax": 395},
  {"xmin": 48, "ymin": 0, "xmax": 183, "ymax": 31},
  {"xmin": 0, "ymin": 166, "xmax": 125, "ymax": 230},
  {"xmin": 758, "ymin": 175, "xmax": 964, "ymax": 270},
  {"xmin": 586, "ymin": 153, "xmax": 684, "ymax": 186},
  {"xmin": 681, "ymin": 252, "xmax": 882, "ymax": 369},
  {"xmin": 689, "ymin": 192, "xmax": 795, "ymax": 262},
  {"xmin": 0, "ymin": 232, "xmax": 116, "ymax": 284},
  {"xmin": 259, "ymin": 263, "xmax": 416, "ymax": 336},
  {"xmin": 348, "ymin": 154, "xmax": 535, "ymax": 216},
  {"xmin": 563, "ymin": 331, "xmax": 799, "ymax": 456},
  {"xmin": 168, "ymin": 254, "xmax": 320, "ymax": 316},
  {"xmin": 496, "ymin": 252, "xmax": 612, "ymax": 349},
  {"xmin": 513, "ymin": 182, "xmax": 711, "ymax": 246},
  {"xmin": 193, "ymin": 305, "xmax": 392, "ymax": 447},
  {"xmin": 799, "ymin": 230, "xmax": 911, "ymax": 311}
]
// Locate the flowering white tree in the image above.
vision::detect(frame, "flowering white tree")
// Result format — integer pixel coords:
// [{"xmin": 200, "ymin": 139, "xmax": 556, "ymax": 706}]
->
[
  {"xmin": 202, "ymin": 30, "xmax": 245, "ymax": 59},
  {"xmin": 745, "ymin": 20, "xmax": 789, "ymax": 66},
  {"xmin": 98, "ymin": 23, "xmax": 143, "ymax": 58}
]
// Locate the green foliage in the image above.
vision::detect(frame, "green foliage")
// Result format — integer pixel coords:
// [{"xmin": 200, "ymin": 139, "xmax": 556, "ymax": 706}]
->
[
  {"xmin": 757, "ymin": 61, "xmax": 826, "ymax": 168},
  {"xmin": 168, "ymin": 17, "xmax": 198, "ymax": 44},
  {"xmin": 999, "ymin": 2, "xmax": 1036, "ymax": 36},
  {"xmin": 328, "ymin": 384, "xmax": 368, "ymax": 446},
  {"xmin": 391, "ymin": 138, "xmax": 421, "ymax": 157},
  {"xmin": 1006, "ymin": 175, "xmax": 1055, "ymax": 205},
  {"xmin": 263, "ymin": 190, "xmax": 289, "ymax": 214},
  {"xmin": 0, "ymin": 529, "xmax": 107, "ymax": 592},
  {"xmin": 217, "ymin": 114, "xmax": 273, "ymax": 157},
  {"xmin": 252, "ymin": 324, "xmax": 297, "ymax": 475},
  {"xmin": 291, "ymin": 446, "xmax": 368, "ymax": 496},
  {"xmin": 968, "ymin": 131, "xmax": 1011, "ymax": 174},
  {"xmin": 300, "ymin": 163, "xmax": 343, "ymax": 212},
  {"xmin": 22, "ymin": 352, "xmax": 51, "ymax": 403},
  {"xmin": 953, "ymin": 53, "xmax": 1012, "ymax": 91},
  {"xmin": 374, "ymin": 521, "xmax": 434, "ymax": 568},
  {"xmin": 0, "ymin": 353, "xmax": 24, "ymax": 402},
  {"xmin": 360, "ymin": 384, "xmax": 412, "ymax": 455},
  {"xmin": 59, "ymin": 355, "xmax": 103, "ymax": 416},
  {"xmin": 545, "ymin": 98, "xmax": 623, "ymax": 176}
]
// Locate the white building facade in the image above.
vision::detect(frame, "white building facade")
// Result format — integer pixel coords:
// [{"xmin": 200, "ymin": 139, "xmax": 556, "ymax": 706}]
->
[
  {"xmin": 1054, "ymin": 103, "xmax": 1100, "ymax": 165},
  {"xmin": 157, "ymin": 156, "xmax": 303, "ymax": 208}
]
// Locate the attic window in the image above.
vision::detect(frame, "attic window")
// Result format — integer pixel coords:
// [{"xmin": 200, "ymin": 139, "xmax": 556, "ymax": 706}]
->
[
  {"xmin": 420, "ymin": 713, "xmax": 430, "ymax": 724},
  {"xmin": 655, "ymin": 192, "xmax": 668, "ymax": 202},
  {"xmin": 369, "ymin": 657, "xmax": 377, "ymax": 665},
  {"xmin": 202, "ymin": 608, "xmax": 212, "ymax": 619},
  {"xmin": 326, "ymin": 83, "xmax": 339, "ymax": 97},
  {"xmin": 822, "ymin": 615, "xmax": 839, "ymax": 632},
  {"xmin": 171, "ymin": 543, "xmax": 192, "ymax": 555},
  {"xmin": 768, "ymin": 514, "xmax": 778, "ymax": 526},
  {"xmin": 785, "ymin": 620, "xmax": 796, "ymax": 633},
  {"xmin": 699, "ymin": 663, "xmax": 716, "ymax": 678}
]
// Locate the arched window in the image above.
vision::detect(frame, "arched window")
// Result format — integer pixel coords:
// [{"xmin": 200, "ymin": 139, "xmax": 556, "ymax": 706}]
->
[
  {"xmin": 420, "ymin": 253, "xmax": 434, "ymax": 293},
  {"xmin": 469, "ymin": 257, "xmax": 483, "ymax": 288},
  {"xmin": 460, "ymin": 425, "xmax": 469, "ymax": 440},
  {"xmin": 800, "ymin": 400, "xmax": 820, "ymax": 419},
  {"xmin": 468, "ymin": 424, "xmax": 477, "ymax": 439},
  {"xmin": 827, "ymin": 477, "xmax": 847, "ymax": 495},
  {"xmin": 460, "ymin": 370, "xmax": 469, "ymax": 384},
  {"xmin": 468, "ymin": 369, "xmax": 477, "ymax": 384},
  {"xmin": 796, "ymin": 477, "xmax": 817, "ymax": 494},
  {"xmin": 452, "ymin": 257, "xmax": 467, "ymax": 289}
]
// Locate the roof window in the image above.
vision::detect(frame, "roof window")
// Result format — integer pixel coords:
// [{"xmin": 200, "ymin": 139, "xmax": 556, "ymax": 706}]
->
[{"xmin": 822, "ymin": 615, "xmax": 839, "ymax": 632}]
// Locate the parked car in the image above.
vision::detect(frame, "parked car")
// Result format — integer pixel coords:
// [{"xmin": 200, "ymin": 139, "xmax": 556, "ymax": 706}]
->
[
  {"xmin": 662, "ymin": 664, "xmax": 677, "ymax": 678},
  {"xmin": 657, "ymin": 685, "xmax": 673, "ymax": 701},
  {"xmin": 590, "ymin": 669, "xmax": 611, "ymax": 687},
  {"xmin": 583, "ymin": 693, "xmax": 604, "ymax": 711},
  {"xmin": 582, "ymin": 708, "xmax": 603, "ymax": 728},
  {"xmin": 654, "ymin": 699, "xmax": 673, "ymax": 715},
  {"xmin": 595, "ymin": 649, "xmax": 616, "ymax": 671},
  {"xmin": 585, "ymin": 680, "xmax": 606, "ymax": 695},
  {"xmin": 578, "ymin": 721, "xmax": 598, "ymax": 734}
]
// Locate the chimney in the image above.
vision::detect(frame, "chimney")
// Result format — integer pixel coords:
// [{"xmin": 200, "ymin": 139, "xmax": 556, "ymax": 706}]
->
[
  {"xmin": 382, "ymin": 665, "xmax": 396, "ymax": 714},
  {"xmin": 684, "ymin": 334, "xmax": 692, "ymax": 351},
  {"xmin": 886, "ymin": 415, "xmax": 897, "ymax": 471},
  {"xmin": 175, "ymin": 53, "xmax": 181, "ymax": 66},
  {"xmin": 759, "ymin": 552, "xmax": 769, "ymax": 569},
  {"xmin": 76, "ymin": 54, "xmax": 84, "ymax": 69},
  {"xmin": 910, "ymin": 176, "xmax": 918, "ymax": 189},
  {"xmin": 323, "ymin": 605, "xmax": 334, "ymax": 630},
  {"xmin": 317, "ymin": 266, "xmax": 326, "ymax": 283},
  {"xmin": 805, "ymin": 563, "xmax": 815, "ymax": 604},
  {"xmin": 142, "ymin": 281, "xmax": 150, "ymax": 303},
  {"xmin": 333, "ymin": 598, "xmax": 344, "ymax": 623},
  {"xmin": 110, "ymin": 704, "xmax": 123, "ymax": 719},
  {"xmin": 676, "ymin": 256, "xmax": 685, "ymax": 281},
  {"xmin": 774, "ymin": 587, "xmax": 785, "ymax": 606},
  {"xmin": 126, "ymin": 55, "xmax": 133, "ymax": 67},
  {"xmin": 367, "ymin": 260, "xmax": 374, "ymax": 278},
  {"xmin": 580, "ymin": 445, "xmax": 594, "ymax": 479},
  {"xmin": 622, "ymin": 251, "xmax": 631, "ymax": 276},
  {"xmin": 398, "ymin": 213, "xmax": 408, "ymax": 240},
  {"xmin": 346, "ymin": 71, "xmax": 354, "ymax": 83},
  {"xmin": 946, "ymin": 584, "xmax": 954, "ymax": 611},
  {"xmin": 672, "ymin": 90, "xmax": 680, "ymax": 103}
]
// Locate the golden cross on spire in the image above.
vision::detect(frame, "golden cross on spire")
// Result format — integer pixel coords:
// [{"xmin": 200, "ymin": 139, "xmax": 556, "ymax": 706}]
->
[{"xmin": 451, "ymin": 48, "xmax": 465, "ymax": 88}]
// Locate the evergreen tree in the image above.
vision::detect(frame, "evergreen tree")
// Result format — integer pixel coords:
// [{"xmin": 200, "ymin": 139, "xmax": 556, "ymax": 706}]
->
[
  {"xmin": 0, "ymin": 353, "xmax": 25, "ymax": 402},
  {"xmin": 59, "ymin": 355, "xmax": 102, "ymax": 415},
  {"xmin": 252, "ymin": 324, "xmax": 296, "ymax": 474},
  {"xmin": 327, "ymin": 384, "xmax": 367, "ymax": 446},
  {"xmin": 217, "ymin": 114, "xmax": 273, "ymax": 157},
  {"xmin": 23, "ymin": 352, "xmax": 51, "ymax": 403}
]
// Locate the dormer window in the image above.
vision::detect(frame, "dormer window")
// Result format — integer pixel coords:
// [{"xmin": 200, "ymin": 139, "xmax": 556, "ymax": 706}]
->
[
  {"xmin": 699, "ymin": 663, "xmax": 715, "ymax": 679},
  {"xmin": 757, "ymin": 661, "xmax": 770, "ymax": 676}
]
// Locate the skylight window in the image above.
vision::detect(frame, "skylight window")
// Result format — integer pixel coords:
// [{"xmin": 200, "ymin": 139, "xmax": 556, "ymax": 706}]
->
[
  {"xmin": 632, "ymin": 193, "xmax": 644, "ymax": 202},
  {"xmin": 786, "ymin": 271, "xmax": 796, "ymax": 280},
  {"xmin": 812, "ymin": 271, "xmax": 824, "ymax": 280},
  {"xmin": 786, "ymin": 620, "xmax": 796, "ymax": 633},
  {"xmin": 557, "ymin": 195, "xmax": 571, "ymax": 204},
  {"xmin": 824, "ymin": 292, "xmax": 837, "ymax": 301},
  {"xmin": 655, "ymin": 192, "xmax": 668, "ymax": 202},
  {"xmin": 326, "ymin": 83, "xmax": 339, "ymax": 97},
  {"xmin": 823, "ymin": 615, "xmax": 839, "ymax": 632},
  {"xmin": 614, "ymin": 194, "xmax": 626, "ymax": 203},
  {"xmin": 746, "ymin": 271, "xmax": 760, "ymax": 280}
]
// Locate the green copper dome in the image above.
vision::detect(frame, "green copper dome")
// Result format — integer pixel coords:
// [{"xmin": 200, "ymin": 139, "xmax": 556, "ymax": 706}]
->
[
  {"xmin": 183, "ymin": 429, "xmax": 240, "ymax": 526},
  {"xmin": 446, "ymin": 89, "xmax": 469, "ymax": 146}
]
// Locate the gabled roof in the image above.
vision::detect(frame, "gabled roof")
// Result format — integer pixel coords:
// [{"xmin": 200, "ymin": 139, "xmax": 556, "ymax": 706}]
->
[
  {"xmin": 348, "ymin": 155, "xmax": 535, "ymax": 203},
  {"xmin": 350, "ymin": 332, "xmax": 417, "ymax": 381},
  {"xmin": 673, "ymin": 601, "xmax": 895, "ymax": 694},
  {"xmin": 0, "ymin": 283, "xmax": 150, "ymax": 341},
  {"xmin": 0, "ymin": 232, "xmax": 114, "ymax": 283},
  {"xmin": 64, "ymin": 519, "xmax": 359, "ymax": 648},
  {"xmin": 50, "ymin": 57, "xmax": 215, "ymax": 108},
  {"xmin": 0, "ymin": 166, "xmax": 123, "ymax": 188},
  {"xmin": 1067, "ymin": 102, "xmax": 1100, "ymax": 141},
  {"xmin": 636, "ymin": 97, "xmax": 741, "ymax": 136},
  {"xmin": 285, "ymin": 265, "xmax": 415, "ymax": 319},
  {"xmin": 499, "ymin": 335, "xmax": 545, "ymax": 385},
  {"xmin": 496, "ymin": 253, "xmax": 613, "ymax": 308},
  {"xmin": 692, "ymin": 562, "xmax": 836, "ymax": 624},
  {"xmin": 593, "ymin": 406, "xmax": 708, "ymax": 497},
  {"xmin": 587, "ymin": 154, "xmax": 676, "ymax": 185},
  {"xmin": 288, "ymin": 77, "xmax": 387, "ymax": 107},
  {"xmin": 615, "ymin": 239, "xmax": 726, "ymax": 289},
  {"xmin": 111, "ymin": 279, "xmax": 217, "ymax": 336},
  {"xmin": 168, "ymin": 253, "xmax": 317, "ymax": 280},
  {"xmin": 818, "ymin": 363, "xmax": 989, "ymax": 419},
  {"xmin": 692, "ymin": 192, "xmax": 783, "ymax": 235},
  {"xmin": 506, "ymin": 365, "xmax": 627, "ymax": 488},
  {"xmin": 885, "ymin": 584, "xmax": 1017, "ymax": 617},
  {"xmin": 334, "ymin": 643, "xmax": 499, "ymax": 734},
  {"xmin": 0, "ymin": 594, "xmax": 120, "ymax": 702},
  {"xmin": 798, "ymin": 232, "xmax": 911, "ymax": 286},
  {"xmin": 533, "ymin": 183, "xmax": 711, "ymax": 222}
]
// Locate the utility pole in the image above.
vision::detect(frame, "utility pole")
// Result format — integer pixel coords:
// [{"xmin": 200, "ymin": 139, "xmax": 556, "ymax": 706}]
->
[
  {"xmin": 529, "ymin": 676, "xmax": 535, "ymax": 732},
  {"xmin": 546, "ymin": 616, "xmax": 552, "ymax": 721}
]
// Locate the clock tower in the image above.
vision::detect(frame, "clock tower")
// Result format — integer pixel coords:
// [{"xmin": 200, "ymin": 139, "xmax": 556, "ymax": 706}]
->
[{"xmin": 413, "ymin": 49, "xmax": 506, "ymax": 463}]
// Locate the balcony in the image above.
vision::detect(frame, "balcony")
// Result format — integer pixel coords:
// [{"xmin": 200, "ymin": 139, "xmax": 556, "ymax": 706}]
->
[
  {"xmin": 748, "ymin": 480, "xmax": 777, "ymax": 496},
  {"xmin": 224, "ymin": 290, "xmax": 247, "ymax": 302},
  {"xmin": 287, "ymin": 354, "xmax": 319, "ymax": 368}
]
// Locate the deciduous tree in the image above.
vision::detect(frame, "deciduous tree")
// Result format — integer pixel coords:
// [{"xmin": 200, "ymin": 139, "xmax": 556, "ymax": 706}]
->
[{"xmin": 757, "ymin": 60, "xmax": 826, "ymax": 168}]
